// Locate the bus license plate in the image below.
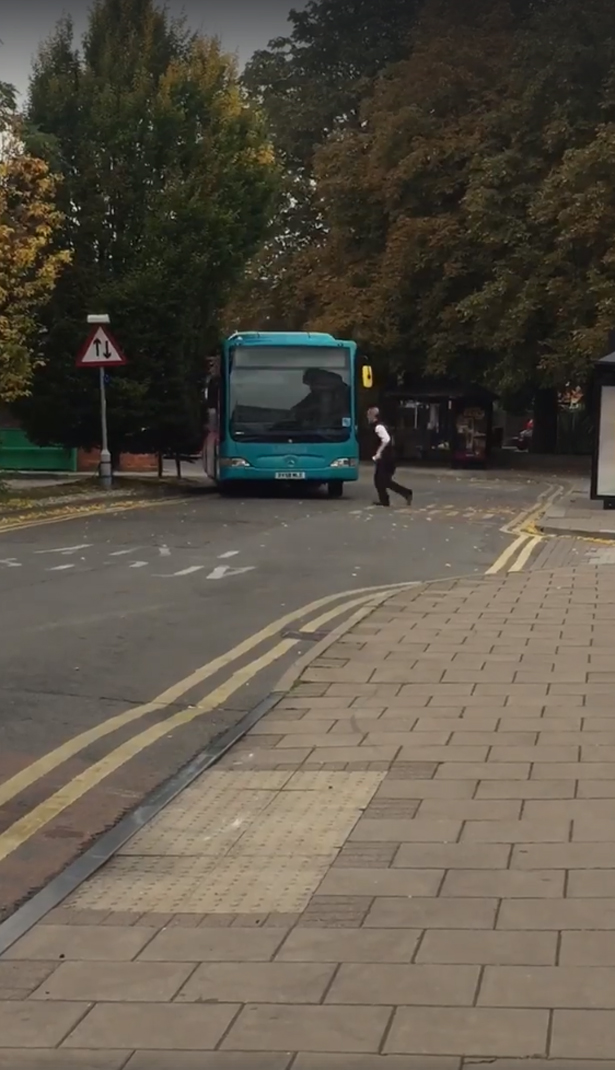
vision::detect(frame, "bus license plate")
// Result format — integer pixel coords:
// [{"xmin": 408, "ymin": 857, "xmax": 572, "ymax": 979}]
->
[{"xmin": 275, "ymin": 471, "xmax": 306, "ymax": 480}]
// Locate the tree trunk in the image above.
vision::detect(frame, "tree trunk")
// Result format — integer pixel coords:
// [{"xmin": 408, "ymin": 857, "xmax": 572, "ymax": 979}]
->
[
  {"xmin": 531, "ymin": 388, "xmax": 558, "ymax": 454},
  {"xmin": 175, "ymin": 453, "xmax": 182, "ymax": 479},
  {"xmin": 157, "ymin": 451, "xmax": 163, "ymax": 479}
]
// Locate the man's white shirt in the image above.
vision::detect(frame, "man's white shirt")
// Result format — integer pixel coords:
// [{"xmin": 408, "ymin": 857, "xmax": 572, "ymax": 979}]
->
[{"xmin": 373, "ymin": 423, "xmax": 391, "ymax": 460}]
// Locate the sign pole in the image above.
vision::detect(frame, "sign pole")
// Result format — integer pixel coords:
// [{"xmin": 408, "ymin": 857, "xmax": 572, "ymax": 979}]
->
[
  {"xmin": 77, "ymin": 315, "xmax": 127, "ymax": 491},
  {"xmin": 99, "ymin": 367, "xmax": 112, "ymax": 488}
]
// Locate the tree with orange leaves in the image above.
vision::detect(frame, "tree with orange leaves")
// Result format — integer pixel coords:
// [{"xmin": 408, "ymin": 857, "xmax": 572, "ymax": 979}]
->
[{"xmin": 0, "ymin": 85, "xmax": 70, "ymax": 402}]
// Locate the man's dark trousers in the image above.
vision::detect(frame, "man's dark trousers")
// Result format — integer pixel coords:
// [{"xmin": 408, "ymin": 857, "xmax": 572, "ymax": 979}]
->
[{"xmin": 374, "ymin": 460, "xmax": 412, "ymax": 507}]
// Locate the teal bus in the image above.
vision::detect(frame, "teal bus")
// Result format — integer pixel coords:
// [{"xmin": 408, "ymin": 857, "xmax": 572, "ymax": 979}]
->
[{"xmin": 203, "ymin": 331, "xmax": 373, "ymax": 496}]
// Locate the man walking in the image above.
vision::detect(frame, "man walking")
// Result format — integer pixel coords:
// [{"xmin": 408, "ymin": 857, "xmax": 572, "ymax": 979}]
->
[{"xmin": 367, "ymin": 406, "xmax": 413, "ymax": 508}]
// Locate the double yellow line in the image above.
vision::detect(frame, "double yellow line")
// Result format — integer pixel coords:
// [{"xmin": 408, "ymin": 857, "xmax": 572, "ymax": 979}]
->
[
  {"xmin": 0, "ymin": 579, "xmax": 418, "ymax": 864},
  {"xmin": 485, "ymin": 484, "xmax": 562, "ymax": 575}
]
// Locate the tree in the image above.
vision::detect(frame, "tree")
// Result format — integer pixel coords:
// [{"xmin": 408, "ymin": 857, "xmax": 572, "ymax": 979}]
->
[
  {"xmin": 0, "ymin": 83, "xmax": 70, "ymax": 403},
  {"xmin": 244, "ymin": 0, "xmax": 423, "ymax": 174},
  {"xmin": 236, "ymin": 0, "xmax": 564, "ymax": 338},
  {"xmin": 454, "ymin": 0, "xmax": 615, "ymax": 446},
  {"xmin": 234, "ymin": 0, "xmax": 424, "ymax": 330},
  {"xmin": 243, "ymin": 0, "xmax": 615, "ymax": 457},
  {"xmin": 17, "ymin": 0, "xmax": 278, "ymax": 456},
  {"xmin": 270, "ymin": 1, "xmax": 515, "ymax": 379}
]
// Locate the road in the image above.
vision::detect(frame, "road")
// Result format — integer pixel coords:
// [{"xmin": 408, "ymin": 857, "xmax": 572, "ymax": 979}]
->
[{"xmin": 0, "ymin": 467, "xmax": 552, "ymax": 920}]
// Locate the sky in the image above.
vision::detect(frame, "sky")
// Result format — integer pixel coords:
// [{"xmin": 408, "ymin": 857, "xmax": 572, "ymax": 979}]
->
[{"xmin": 0, "ymin": 0, "xmax": 296, "ymax": 100}]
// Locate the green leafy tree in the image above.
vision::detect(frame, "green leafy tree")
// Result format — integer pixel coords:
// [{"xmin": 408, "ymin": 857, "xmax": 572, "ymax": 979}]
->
[
  {"xmin": 277, "ymin": 1, "xmax": 514, "ymax": 375},
  {"xmin": 454, "ymin": 0, "xmax": 615, "ymax": 445},
  {"xmin": 244, "ymin": 0, "xmax": 424, "ymax": 174},
  {"xmin": 235, "ymin": 0, "xmax": 424, "ymax": 329},
  {"xmin": 247, "ymin": 0, "xmax": 615, "ymax": 453},
  {"xmin": 17, "ymin": 0, "xmax": 278, "ymax": 457}
]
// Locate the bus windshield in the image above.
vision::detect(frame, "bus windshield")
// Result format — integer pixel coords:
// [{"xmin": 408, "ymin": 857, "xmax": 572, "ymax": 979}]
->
[{"xmin": 229, "ymin": 346, "xmax": 352, "ymax": 442}]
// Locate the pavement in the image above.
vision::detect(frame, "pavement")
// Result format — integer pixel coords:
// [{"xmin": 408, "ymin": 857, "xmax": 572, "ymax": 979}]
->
[
  {"xmin": 539, "ymin": 478, "xmax": 615, "ymax": 539},
  {"xmin": 1, "ymin": 560, "xmax": 615, "ymax": 1064},
  {"xmin": 0, "ymin": 460, "xmax": 206, "ymax": 495},
  {"xmin": 0, "ymin": 466, "xmax": 201, "ymax": 531}
]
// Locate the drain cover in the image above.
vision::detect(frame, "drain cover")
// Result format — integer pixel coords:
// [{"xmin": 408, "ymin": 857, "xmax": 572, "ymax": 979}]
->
[{"xmin": 282, "ymin": 629, "xmax": 330, "ymax": 642}]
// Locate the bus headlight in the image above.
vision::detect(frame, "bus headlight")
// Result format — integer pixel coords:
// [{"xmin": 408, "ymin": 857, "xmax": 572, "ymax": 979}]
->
[
  {"xmin": 330, "ymin": 458, "xmax": 356, "ymax": 468},
  {"xmin": 219, "ymin": 457, "xmax": 252, "ymax": 468}
]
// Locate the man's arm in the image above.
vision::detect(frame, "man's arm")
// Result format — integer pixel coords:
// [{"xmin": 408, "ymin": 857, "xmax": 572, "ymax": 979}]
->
[{"xmin": 373, "ymin": 423, "xmax": 391, "ymax": 461}]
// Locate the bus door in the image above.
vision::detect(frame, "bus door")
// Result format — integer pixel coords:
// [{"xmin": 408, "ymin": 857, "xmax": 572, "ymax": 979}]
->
[{"xmin": 203, "ymin": 376, "xmax": 220, "ymax": 481}]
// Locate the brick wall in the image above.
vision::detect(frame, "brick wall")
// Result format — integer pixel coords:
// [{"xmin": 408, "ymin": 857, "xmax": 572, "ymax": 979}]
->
[{"xmin": 77, "ymin": 449, "xmax": 158, "ymax": 473}]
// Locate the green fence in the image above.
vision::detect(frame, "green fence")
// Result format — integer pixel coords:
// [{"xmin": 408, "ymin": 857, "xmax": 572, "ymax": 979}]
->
[{"xmin": 0, "ymin": 429, "xmax": 77, "ymax": 472}]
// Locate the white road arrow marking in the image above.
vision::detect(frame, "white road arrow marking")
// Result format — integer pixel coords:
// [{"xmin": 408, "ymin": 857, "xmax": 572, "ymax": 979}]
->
[
  {"xmin": 206, "ymin": 565, "xmax": 255, "ymax": 581},
  {"xmin": 0, "ymin": 558, "xmax": 21, "ymax": 568},
  {"xmin": 35, "ymin": 544, "xmax": 91, "ymax": 555},
  {"xmin": 158, "ymin": 546, "xmax": 171, "ymax": 557}
]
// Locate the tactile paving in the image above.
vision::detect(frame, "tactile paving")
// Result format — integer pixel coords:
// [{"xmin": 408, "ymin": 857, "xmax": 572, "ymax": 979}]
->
[
  {"xmin": 205, "ymin": 771, "xmax": 294, "ymax": 790},
  {"xmin": 66, "ymin": 854, "xmax": 335, "ymax": 913},
  {"xmin": 118, "ymin": 788, "xmax": 276, "ymax": 856},
  {"xmin": 65, "ymin": 770, "xmax": 384, "ymax": 913},
  {"xmin": 229, "ymin": 792, "xmax": 368, "ymax": 856}
]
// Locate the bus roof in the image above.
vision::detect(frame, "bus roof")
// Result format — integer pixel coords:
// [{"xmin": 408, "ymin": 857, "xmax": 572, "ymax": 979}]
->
[{"xmin": 225, "ymin": 331, "xmax": 348, "ymax": 347}]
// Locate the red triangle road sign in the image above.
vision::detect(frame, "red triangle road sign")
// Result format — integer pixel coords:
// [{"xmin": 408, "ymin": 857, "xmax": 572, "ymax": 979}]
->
[{"xmin": 76, "ymin": 326, "xmax": 127, "ymax": 368}]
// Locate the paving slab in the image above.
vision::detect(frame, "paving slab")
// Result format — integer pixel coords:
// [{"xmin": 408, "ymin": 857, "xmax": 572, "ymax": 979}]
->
[
  {"xmin": 275, "ymin": 927, "xmax": 421, "ymax": 962},
  {"xmin": 63, "ymin": 1002, "xmax": 240, "ymax": 1050},
  {"xmin": 325, "ymin": 963, "xmax": 480, "ymax": 1005},
  {"xmin": 0, "ymin": 1002, "xmax": 89, "ymax": 1048},
  {"xmin": 0, "ymin": 1055, "xmax": 130, "ymax": 1070},
  {"xmin": 221, "ymin": 1003, "xmax": 391, "ymax": 1053},
  {"xmin": 384, "ymin": 1006, "xmax": 549, "ymax": 1056}
]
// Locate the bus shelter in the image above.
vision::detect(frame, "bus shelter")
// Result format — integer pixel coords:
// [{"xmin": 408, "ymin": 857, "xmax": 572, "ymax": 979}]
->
[{"xmin": 382, "ymin": 382, "xmax": 497, "ymax": 468}]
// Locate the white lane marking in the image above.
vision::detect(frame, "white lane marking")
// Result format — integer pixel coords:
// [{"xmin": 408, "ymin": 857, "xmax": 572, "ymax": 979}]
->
[
  {"xmin": 129, "ymin": 561, "xmax": 149, "ymax": 569},
  {"xmin": 219, "ymin": 550, "xmax": 240, "ymax": 559},
  {"xmin": 158, "ymin": 546, "xmax": 171, "ymax": 557},
  {"xmin": 206, "ymin": 565, "xmax": 255, "ymax": 581},
  {"xmin": 48, "ymin": 564, "xmax": 75, "ymax": 571},
  {"xmin": 0, "ymin": 558, "xmax": 21, "ymax": 568},
  {"xmin": 169, "ymin": 566, "xmax": 205, "ymax": 577},
  {"xmin": 109, "ymin": 549, "xmax": 138, "ymax": 557},
  {"xmin": 35, "ymin": 544, "xmax": 91, "ymax": 555}
]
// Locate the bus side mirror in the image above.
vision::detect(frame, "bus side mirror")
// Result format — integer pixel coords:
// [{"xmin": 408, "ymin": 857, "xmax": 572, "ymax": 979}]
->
[{"xmin": 362, "ymin": 365, "xmax": 374, "ymax": 389}]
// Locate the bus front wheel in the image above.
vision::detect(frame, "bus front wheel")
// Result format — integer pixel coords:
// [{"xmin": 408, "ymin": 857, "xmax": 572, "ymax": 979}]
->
[{"xmin": 327, "ymin": 481, "xmax": 344, "ymax": 499}]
